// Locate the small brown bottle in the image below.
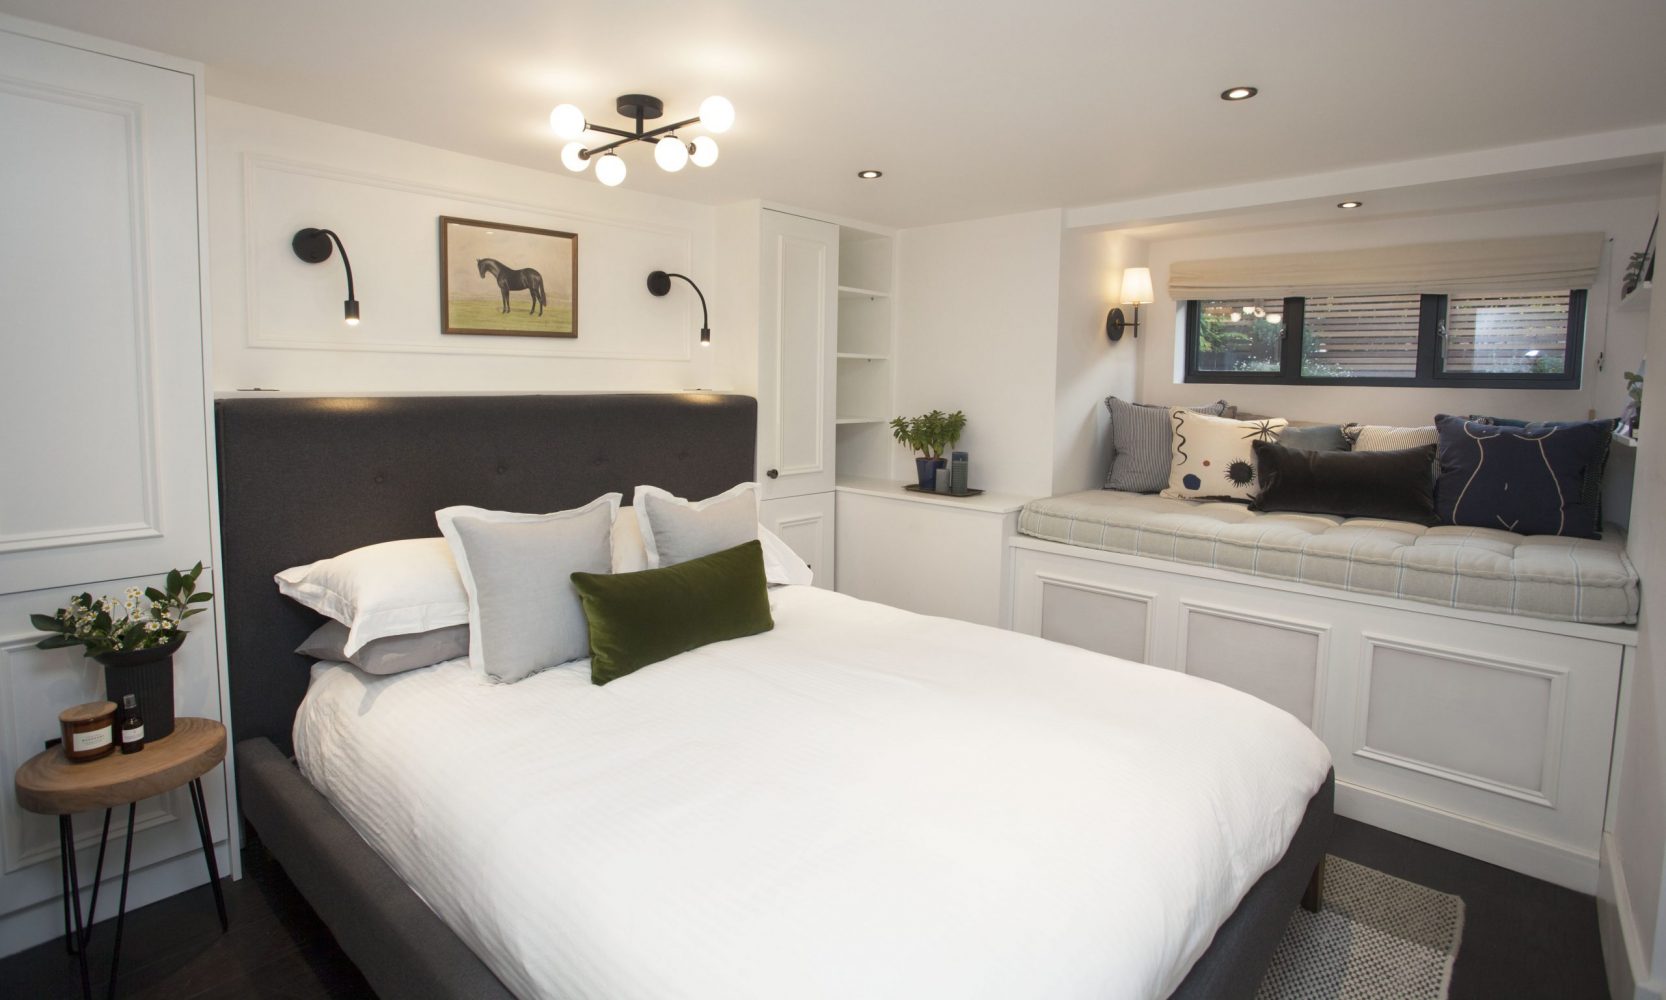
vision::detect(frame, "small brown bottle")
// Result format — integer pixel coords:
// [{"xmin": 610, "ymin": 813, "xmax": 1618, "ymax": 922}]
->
[{"xmin": 118, "ymin": 694, "xmax": 145, "ymax": 754}]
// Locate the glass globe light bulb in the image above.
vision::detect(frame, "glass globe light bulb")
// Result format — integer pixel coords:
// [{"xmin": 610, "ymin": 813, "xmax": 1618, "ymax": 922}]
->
[
  {"xmin": 549, "ymin": 104, "xmax": 586, "ymax": 140},
  {"xmin": 595, "ymin": 152, "xmax": 627, "ymax": 187},
  {"xmin": 560, "ymin": 141, "xmax": 589, "ymax": 172},
  {"xmin": 699, "ymin": 95, "xmax": 735, "ymax": 133},
  {"xmin": 1267, "ymin": 312, "xmax": 1283, "ymax": 325},
  {"xmin": 689, "ymin": 135, "xmax": 719, "ymax": 167},
  {"xmin": 655, "ymin": 136, "xmax": 689, "ymax": 172},
  {"xmin": 1229, "ymin": 311, "xmax": 1242, "ymax": 322}
]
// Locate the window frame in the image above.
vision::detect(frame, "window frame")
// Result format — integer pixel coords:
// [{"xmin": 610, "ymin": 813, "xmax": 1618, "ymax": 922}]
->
[{"xmin": 1182, "ymin": 290, "xmax": 1586, "ymax": 389}]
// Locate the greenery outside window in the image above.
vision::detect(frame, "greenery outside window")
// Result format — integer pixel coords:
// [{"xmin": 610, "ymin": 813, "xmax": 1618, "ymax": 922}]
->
[{"xmin": 1184, "ymin": 290, "xmax": 1585, "ymax": 388}]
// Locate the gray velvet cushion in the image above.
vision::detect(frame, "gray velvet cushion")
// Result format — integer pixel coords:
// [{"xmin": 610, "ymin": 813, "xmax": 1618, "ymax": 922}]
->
[
  {"xmin": 1104, "ymin": 398, "xmax": 1230, "ymax": 493},
  {"xmin": 634, "ymin": 483, "xmax": 760, "ymax": 568},
  {"xmin": 436, "ymin": 496, "xmax": 618, "ymax": 683},
  {"xmin": 294, "ymin": 620, "xmax": 470, "ymax": 675},
  {"xmin": 1274, "ymin": 423, "xmax": 1349, "ymax": 452}
]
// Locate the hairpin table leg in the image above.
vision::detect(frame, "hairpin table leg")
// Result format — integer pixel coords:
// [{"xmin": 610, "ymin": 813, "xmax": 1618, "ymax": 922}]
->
[
  {"xmin": 59, "ymin": 815, "xmax": 92, "ymax": 1000},
  {"xmin": 188, "ymin": 778, "xmax": 228, "ymax": 930},
  {"xmin": 104, "ymin": 802, "xmax": 137, "ymax": 1000}
]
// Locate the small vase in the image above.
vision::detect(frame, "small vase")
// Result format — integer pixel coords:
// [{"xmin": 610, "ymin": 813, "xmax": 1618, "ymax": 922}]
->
[
  {"xmin": 96, "ymin": 636, "xmax": 182, "ymax": 741},
  {"xmin": 915, "ymin": 456, "xmax": 947, "ymax": 489}
]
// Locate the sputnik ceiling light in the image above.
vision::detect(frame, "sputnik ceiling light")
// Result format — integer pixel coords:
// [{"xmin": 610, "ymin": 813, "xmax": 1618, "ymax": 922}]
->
[{"xmin": 551, "ymin": 94, "xmax": 733, "ymax": 187}]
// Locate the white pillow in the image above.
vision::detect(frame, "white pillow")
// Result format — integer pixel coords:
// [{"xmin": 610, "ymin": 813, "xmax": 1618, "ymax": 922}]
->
[
  {"xmin": 437, "ymin": 494, "xmax": 619, "ymax": 684},
  {"xmin": 275, "ymin": 538, "xmax": 468, "ymax": 657},
  {"xmin": 614, "ymin": 500, "xmax": 811, "ymax": 586},
  {"xmin": 1161, "ymin": 410, "xmax": 1288, "ymax": 502}
]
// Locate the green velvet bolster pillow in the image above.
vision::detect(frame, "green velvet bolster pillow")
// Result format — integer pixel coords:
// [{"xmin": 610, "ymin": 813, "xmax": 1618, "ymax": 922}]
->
[{"xmin": 571, "ymin": 539, "xmax": 774, "ymax": 685}]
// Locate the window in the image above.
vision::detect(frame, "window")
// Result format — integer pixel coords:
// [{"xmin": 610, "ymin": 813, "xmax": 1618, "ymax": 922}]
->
[{"xmin": 1184, "ymin": 290, "xmax": 1585, "ymax": 388}]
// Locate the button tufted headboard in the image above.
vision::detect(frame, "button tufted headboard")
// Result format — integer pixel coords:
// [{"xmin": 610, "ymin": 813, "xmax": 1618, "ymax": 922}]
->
[{"xmin": 214, "ymin": 393, "xmax": 757, "ymax": 756}]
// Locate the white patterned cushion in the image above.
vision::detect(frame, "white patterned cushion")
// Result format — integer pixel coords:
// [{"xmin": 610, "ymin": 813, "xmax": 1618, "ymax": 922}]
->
[
  {"xmin": 1161, "ymin": 410, "xmax": 1287, "ymax": 502},
  {"xmin": 1017, "ymin": 490, "xmax": 1638, "ymax": 625}
]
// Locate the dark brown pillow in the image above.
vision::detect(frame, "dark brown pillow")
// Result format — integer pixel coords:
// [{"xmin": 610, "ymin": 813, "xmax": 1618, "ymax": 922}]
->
[{"xmin": 1251, "ymin": 441, "xmax": 1438, "ymax": 523}]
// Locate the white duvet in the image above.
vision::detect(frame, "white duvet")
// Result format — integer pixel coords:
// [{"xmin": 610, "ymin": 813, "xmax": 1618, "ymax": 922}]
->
[{"xmin": 294, "ymin": 585, "xmax": 1330, "ymax": 1000}]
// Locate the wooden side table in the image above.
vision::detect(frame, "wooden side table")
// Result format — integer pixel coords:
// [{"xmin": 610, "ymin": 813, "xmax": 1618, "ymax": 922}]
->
[{"xmin": 14, "ymin": 717, "xmax": 228, "ymax": 1000}]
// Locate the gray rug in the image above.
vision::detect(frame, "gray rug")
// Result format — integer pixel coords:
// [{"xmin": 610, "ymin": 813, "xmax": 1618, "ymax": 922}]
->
[{"xmin": 1256, "ymin": 856, "xmax": 1464, "ymax": 1000}]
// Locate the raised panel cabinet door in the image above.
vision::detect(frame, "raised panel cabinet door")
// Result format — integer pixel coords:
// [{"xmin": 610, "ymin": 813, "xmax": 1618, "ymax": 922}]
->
[
  {"xmin": 0, "ymin": 27, "xmax": 210, "ymax": 596},
  {"xmin": 757, "ymin": 210, "xmax": 837, "ymax": 500},
  {"xmin": 760, "ymin": 492, "xmax": 835, "ymax": 590}
]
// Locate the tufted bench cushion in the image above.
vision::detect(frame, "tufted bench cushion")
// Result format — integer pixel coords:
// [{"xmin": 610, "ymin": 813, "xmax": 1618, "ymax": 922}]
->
[{"xmin": 1019, "ymin": 491, "xmax": 1638, "ymax": 625}]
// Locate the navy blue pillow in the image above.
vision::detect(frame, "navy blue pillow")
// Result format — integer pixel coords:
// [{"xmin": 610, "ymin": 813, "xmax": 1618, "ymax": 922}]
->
[{"xmin": 1434, "ymin": 414, "xmax": 1612, "ymax": 538}]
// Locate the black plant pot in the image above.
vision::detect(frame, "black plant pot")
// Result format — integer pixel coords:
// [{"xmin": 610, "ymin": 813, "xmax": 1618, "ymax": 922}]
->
[{"xmin": 96, "ymin": 636, "xmax": 181, "ymax": 740}]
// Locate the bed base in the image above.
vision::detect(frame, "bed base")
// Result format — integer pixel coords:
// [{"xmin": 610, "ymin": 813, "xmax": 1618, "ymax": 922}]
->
[{"xmin": 239, "ymin": 735, "xmax": 1331, "ymax": 1000}]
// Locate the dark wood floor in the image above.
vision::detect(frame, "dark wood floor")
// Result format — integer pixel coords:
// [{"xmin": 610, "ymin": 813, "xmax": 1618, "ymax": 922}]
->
[{"xmin": 1, "ymin": 818, "xmax": 1610, "ymax": 999}]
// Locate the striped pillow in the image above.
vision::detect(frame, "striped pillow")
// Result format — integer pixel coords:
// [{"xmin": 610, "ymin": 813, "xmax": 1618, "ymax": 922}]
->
[{"xmin": 1103, "ymin": 397, "xmax": 1231, "ymax": 493}]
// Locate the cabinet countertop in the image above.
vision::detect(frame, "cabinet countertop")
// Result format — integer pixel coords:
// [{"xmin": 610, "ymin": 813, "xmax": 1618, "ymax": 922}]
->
[{"xmin": 834, "ymin": 477, "xmax": 1033, "ymax": 514}]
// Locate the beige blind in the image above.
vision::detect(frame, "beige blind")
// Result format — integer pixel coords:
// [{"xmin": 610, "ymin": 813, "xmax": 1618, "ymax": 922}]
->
[{"xmin": 1168, "ymin": 233, "xmax": 1604, "ymax": 299}]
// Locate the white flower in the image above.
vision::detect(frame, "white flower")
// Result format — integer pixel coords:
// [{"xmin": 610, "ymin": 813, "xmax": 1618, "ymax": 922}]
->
[{"xmin": 144, "ymin": 621, "xmax": 159, "ymax": 632}]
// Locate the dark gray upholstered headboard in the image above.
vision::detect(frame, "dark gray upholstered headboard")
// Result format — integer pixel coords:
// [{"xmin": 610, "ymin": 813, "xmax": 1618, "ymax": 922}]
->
[{"xmin": 215, "ymin": 393, "xmax": 757, "ymax": 757}]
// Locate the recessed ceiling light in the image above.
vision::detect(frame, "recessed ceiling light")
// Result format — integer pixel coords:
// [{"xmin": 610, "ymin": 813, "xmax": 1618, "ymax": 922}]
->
[
  {"xmin": 1220, "ymin": 86, "xmax": 1258, "ymax": 101},
  {"xmin": 1337, "ymin": 200, "xmax": 1363, "ymax": 209},
  {"xmin": 857, "ymin": 169, "xmax": 883, "ymax": 179}
]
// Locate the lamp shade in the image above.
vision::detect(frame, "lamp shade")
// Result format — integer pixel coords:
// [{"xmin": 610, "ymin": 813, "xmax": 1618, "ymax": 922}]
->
[
  {"xmin": 1119, "ymin": 267, "xmax": 1154, "ymax": 305},
  {"xmin": 549, "ymin": 104, "xmax": 586, "ymax": 140}
]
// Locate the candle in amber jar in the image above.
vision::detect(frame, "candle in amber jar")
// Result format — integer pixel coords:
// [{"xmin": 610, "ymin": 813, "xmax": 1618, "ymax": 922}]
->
[{"xmin": 59, "ymin": 701, "xmax": 117, "ymax": 763}]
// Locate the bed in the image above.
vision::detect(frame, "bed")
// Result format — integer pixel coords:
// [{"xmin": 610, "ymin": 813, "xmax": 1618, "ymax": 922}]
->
[{"xmin": 216, "ymin": 393, "xmax": 1334, "ymax": 1000}]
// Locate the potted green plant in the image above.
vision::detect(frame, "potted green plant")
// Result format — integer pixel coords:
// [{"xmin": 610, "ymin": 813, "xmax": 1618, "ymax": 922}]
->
[
  {"xmin": 890, "ymin": 409, "xmax": 968, "ymax": 489},
  {"xmin": 31, "ymin": 563, "xmax": 213, "ymax": 740}
]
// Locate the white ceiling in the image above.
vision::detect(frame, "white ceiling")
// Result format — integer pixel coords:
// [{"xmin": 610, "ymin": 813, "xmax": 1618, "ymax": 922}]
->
[{"xmin": 5, "ymin": 0, "xmax": 1665, "ymax": 228}]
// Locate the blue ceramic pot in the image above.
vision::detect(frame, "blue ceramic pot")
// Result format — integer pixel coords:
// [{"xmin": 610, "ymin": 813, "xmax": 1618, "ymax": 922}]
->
[{"xmin": 915, "ymin": 456, "xmax": 947, "ymax": 489}]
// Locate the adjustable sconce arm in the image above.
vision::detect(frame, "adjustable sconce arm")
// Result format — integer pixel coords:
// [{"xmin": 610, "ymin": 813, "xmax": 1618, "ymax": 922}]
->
[
  {"xmin": 292, "ymin": 227, "xmax": 360, "ymax": 324},
  {"xmin": 647, "ymin": 270, "xmax": 711, "ymax": 346}
]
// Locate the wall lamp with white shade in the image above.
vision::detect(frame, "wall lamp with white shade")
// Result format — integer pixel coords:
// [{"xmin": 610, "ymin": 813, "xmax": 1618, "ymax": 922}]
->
[
  {"xmin": 292, "ymin": 227, "xmax": 360, "ymax": 325},
  {"xmin": 1106, "ymin": 267, "xmax": 1154, "ymax": 341},
  {"xmin": 647, "ymin": 270, "xmax": 711, "ymax": 346}
]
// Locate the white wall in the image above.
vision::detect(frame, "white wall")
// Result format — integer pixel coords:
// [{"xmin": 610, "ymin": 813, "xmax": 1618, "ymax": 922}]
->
[
  {"xmin": 894, "ymin": 210, "xmax": 1063, "ymax": 497},
  {"xmin": 1605, "ymin": 160, "xmax": 1666, "ymax": 1000},
  {"xmin": 207, "ymin": 99, "xmax": 736, "ymax": 395},
  {"xmin": 1134, "ymin": 196, "xmax": 1656, "ymax": 426},
  {"xmin": 1051, "ymin": 229, "xmax": 1144, "ymax": 493}
]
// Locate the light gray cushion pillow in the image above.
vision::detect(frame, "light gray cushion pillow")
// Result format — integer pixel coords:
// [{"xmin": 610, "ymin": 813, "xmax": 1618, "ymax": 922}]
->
[
  {"xmin": 436, "ymin": 495, "xmax": 619, "ymax": 684},
  {"xmin": 1274, "ymin": 423, "xmax": 1349, "ymax": 452},
  {"xmin": 294, "ymin": 620, "xmax": 470, "ymax": 675},
  {"xmin": 634, "ymin": 483, "xmax": 760, "ymax": 568},
  {"xmin": 1104, "ymin": 398, "xmax": 1231, "ymax": 493}
]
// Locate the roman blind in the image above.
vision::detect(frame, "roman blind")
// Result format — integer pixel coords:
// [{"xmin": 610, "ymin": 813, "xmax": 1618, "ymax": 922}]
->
[{"xmin": 1168, "ymin": 232, "xmax": 1604, "ymax": 299}]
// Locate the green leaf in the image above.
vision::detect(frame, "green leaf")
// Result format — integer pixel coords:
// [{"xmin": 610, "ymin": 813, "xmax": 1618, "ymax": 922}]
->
[
  {"xmin": 29, "ymin": 613, "xmax": 62, "ymax": 631},
  {"xmin": 145, "ymin": 587, "xmax": 167, "ymax": 603},
  {"xmin": 166, "ymin": 569, "xmax": 182, "ymax": 594},
  {"xmin": 180, "ymin": 608, "xmax": 203, "ymax": 620},
  {"xmin": 35, "ymin": 635, "xmax": 81, "ymax": 650},
  {"xmin": 188, "ymin": 592, "xmax": 213, "ymax": 603}
]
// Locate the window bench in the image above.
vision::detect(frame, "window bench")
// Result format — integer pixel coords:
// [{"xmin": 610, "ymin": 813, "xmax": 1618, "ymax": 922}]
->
[{"xmin": 1008, "ymin": 491, "xmax": 1637, "ymax": 892}]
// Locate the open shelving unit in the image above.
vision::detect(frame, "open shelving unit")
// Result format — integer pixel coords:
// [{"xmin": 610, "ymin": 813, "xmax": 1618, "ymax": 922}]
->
[{"xmin": 835, "ymin": 227, "xmax": 897, "ymax": 481}]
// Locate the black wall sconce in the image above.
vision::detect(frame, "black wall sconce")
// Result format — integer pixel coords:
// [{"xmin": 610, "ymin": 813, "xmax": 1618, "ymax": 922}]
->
[
  {"xmin": 292, "ymin": 227, "xmax": 359, "ymax": 325},
  {"xmin": 647, "ymin": 270, "xmax": 710, "ymax": 346},
  {"xmin": 1105, "ymin": 266, "xmax": 1154, "ymax": 342}
]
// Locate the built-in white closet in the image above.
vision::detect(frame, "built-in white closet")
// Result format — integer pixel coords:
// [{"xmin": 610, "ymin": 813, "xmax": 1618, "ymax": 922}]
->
[{"xmin": 0, "ymin": 16, "xmax": 232, "ymax": 956}]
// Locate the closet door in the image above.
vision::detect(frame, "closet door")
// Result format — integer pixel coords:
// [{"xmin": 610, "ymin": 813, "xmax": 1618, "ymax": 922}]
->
[
  {"xmin": 0, "ymin": 20, "xmax": 223, "ymax": 955},
  {"xmin": 757, "ymin": 210, "xmax": 837, "ymax": 500}
]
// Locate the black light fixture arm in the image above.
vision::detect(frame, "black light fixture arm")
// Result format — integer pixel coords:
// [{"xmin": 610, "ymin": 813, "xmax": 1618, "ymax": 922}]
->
[
  {"xmin": 647, "ymin": 270, "xmax": 711, "ymax": 345},
  {"xmin": 580, "ymin": 116, "xmax": 702, "ymax": 159},
  {"xmin": 292, "ymin": 227, "xmax": 360, "ymax": 324}
]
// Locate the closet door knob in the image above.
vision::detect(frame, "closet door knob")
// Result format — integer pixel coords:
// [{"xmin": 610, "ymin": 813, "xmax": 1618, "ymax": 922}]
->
[{"xmin": 766, "ymin": 469, "xmax": 779, "ymax": 479}]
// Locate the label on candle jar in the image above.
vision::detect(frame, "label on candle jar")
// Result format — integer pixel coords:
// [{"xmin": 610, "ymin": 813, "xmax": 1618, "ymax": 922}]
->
[{"xmin": 72, "ymin": 726, "xmax": 112, "ymax": 753}]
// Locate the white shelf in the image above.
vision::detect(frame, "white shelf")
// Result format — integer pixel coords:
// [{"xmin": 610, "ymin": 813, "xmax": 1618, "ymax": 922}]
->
[
  {"xmin": 838, "ymin": 285, "xmax": 890, "ymax": 299},
  {"xmin": 835, "ymin": 476, "xmax": 1034, "ymax": 515},
  {"xmin": 836, "ymin": 416, "xmax": 887, "ymax": 425},
  {"xmin": 1613, "ymin": 431, "xmax": 1639, "ymax": 449},
  {"xmin": 837, "ymin": 352, "xmax": 889, "ymax": 361},
  {"xmin": 1618, "ymin": 282, "xmax": 1651, "ymax": 312}
]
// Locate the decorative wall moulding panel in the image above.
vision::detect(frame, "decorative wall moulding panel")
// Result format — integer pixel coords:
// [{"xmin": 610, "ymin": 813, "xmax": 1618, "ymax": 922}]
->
[
  {"xmin": 1175, "ymin": 601, "xmax": 1329, "ymax": 730},
  {"xmin": 0, "ymin": 77, "xmax": 161, "ymax": 557},
  {"xmin": 1035, "ymin": 572, "xmax": 1154, "ymax": 665},
  {"xmin": 241, "ymin": 155, "xmax": 699, "ymax": 362},
  {"xmin": 770, "ymin": 233, "xmax": 831, "ymax": 479},
  {"xmin": 1353, "ymin": 633, "xmax": 1566, "ymax": 809}
]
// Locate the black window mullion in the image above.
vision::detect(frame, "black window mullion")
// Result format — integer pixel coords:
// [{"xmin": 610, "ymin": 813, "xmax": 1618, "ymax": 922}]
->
[
  {"xmin": 1281, "ymin": 297, "xmax": 1304, "ymax": 381},
  {"xmin": 1415, "ymin": 294, "xmax": 1446, "ymax": 381}
]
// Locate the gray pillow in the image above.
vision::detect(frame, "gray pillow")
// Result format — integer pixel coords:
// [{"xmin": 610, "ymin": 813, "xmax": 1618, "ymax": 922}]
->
[
  {"xmin": 1274, "ymin": 423, "xmax": 1348, "ymax": 452},
  {"xmin": 634, "ymin": 483, "xmax": 760, "ymax": 568},
  {"xmin": 1104, "ymin": 398, "xmax": 1230, "ymax": 493},
  {"xmin": 295, "ymin": 620, "xmax": 470, "ymax": 675},
  {"xmin": 437, "ymin": 496, "xmax": 618, "ymax": 684}
]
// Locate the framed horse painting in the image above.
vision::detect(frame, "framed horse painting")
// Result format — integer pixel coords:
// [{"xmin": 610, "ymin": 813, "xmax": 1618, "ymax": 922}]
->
[{"xmin": 439, "ymin": 216, "xmax": 578, "ymax": 337}]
